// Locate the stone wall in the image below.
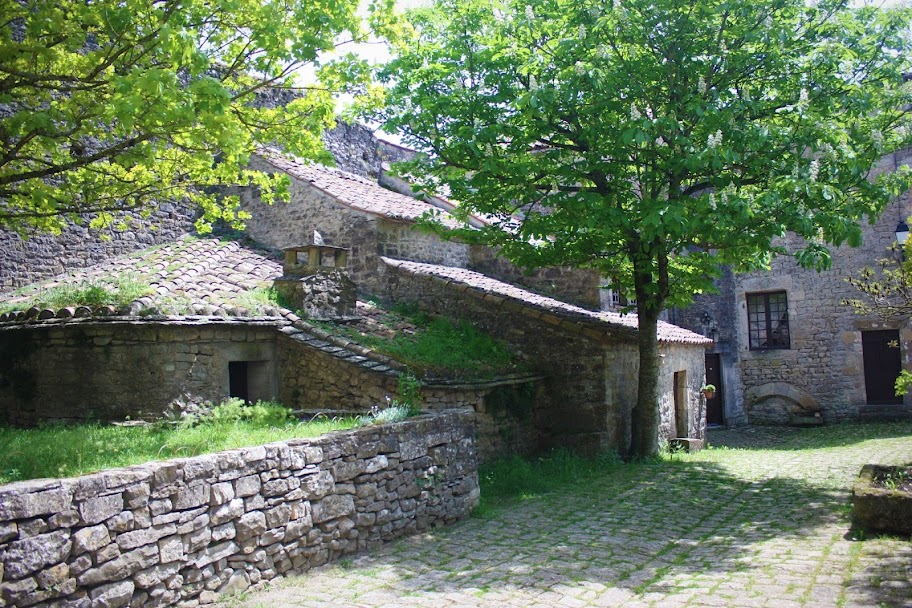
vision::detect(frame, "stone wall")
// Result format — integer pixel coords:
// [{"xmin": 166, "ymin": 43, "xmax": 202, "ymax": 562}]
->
[
  {"xmin": 277, "ymin": 329, "xmax": 542, "ymax": 461},
  {"xmin": 468, "ymin": 245, "xmax": 603, "ymax": 310},
  {"xmin": 0, "ymin": 319, "xmax": 279, "ymax": 426},
  {"xmin": 0, "ymin": 204, "xmax": 196, "ymax": 291},
  {"xmin": 0, "ymin": 410, "xmax": 479, "ymax": 608},
  {"xmin": 377, "ymin": 219, "xmax": 471, "ymax": 269},
  {"xmin": 668, "ymin": 267, "xmax": 746, "ymax": 426}
]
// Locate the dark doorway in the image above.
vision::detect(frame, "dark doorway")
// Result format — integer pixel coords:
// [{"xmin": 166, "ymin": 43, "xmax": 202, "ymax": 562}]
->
[
  {"xmin": 862, "ymin": 330, "xmax": 903, "ymax": 405},
  {"xmin": 705, "ymin": 353, "xmax": 724, "ymax": 425},
  {"xmin": 673, "ymin": 371, "xmax": 688, "ymax": 437},
  {"xmin": 229, "ymin": 361, "xmax": 249, "ymax": 402}
]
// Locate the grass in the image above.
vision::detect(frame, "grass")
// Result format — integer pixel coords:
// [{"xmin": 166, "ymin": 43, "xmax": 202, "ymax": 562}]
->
[
  {"xmin": 0, "ymin": 272, "xmax": 153, "ymax": 314},
  {"xmin": 473, "ymin": 448, "xmax": 625, "ymax": 518},
  {"xmin": 0, "ymin": 400, "xmax": 361, "ymax": 484},
  {"xmin": 322, "ymin": 303, "xmax": 526, "ymax": 379}
]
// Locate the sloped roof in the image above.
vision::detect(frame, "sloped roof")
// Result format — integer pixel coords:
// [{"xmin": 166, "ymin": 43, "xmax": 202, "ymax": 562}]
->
[
  {"xmin": 0, "ymin": 237, "xmax": 284, "ymax": 320},
  {"xmin": 381, "ymin": 257, "xmax": 712, "ymax": 345},
  {"xmin": 257, "ymin": 150, "xmax": 464, "ymax": 228}
]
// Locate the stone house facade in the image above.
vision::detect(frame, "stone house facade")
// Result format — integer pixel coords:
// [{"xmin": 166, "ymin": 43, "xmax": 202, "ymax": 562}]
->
[{"xmin": 673, "ymin": 147, "xmax": 912, "ymax": 425}]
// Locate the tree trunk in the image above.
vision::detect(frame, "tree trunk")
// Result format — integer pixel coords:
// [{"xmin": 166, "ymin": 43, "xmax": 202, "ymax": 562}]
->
[{"xmin": 630, "ymin": 306, "xmax": 661, "ymax": 458}]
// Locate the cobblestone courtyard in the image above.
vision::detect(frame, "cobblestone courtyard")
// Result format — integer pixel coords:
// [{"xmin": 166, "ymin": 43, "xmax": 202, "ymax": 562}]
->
[{"xmin": 224, "ymin": 424, "xmax": 912, "ymax": 608}]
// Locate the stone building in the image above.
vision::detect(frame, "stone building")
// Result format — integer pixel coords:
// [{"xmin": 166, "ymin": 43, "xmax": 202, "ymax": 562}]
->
[
  {"xmin": 672, "ymin": 147, "xmax": 912, "ymax": 425},
  {"xmin": 0, "ymin": 129, "xmax": 712, "ymax": 457}
]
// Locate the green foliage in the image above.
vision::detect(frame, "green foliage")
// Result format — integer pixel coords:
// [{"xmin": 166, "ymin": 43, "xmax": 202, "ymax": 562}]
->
[
  {"xmin": 182, "ymin": 398, "xmax": 295, "ymax": 427},
  {"xmin": 395, "ymin": 370, "xmax": 423, "ymax": 412},
  {"xmin": 0, "ymin": 273, "xmax": 153, "ymax": 314},
  {"xmin": 0, "ymin": 401, "xmax": 359, "ymax": 483},
  {"xmin": 375, "ymin": 0, "xmax": 912, "ymax": 456},
  {"xmin": 229, "ymin": 287, "xmax": 282, "ymax": 314},
  {"xmin": 0, "ymin": 0, "xmax": 407, "ymax": 234},
  {"xmin": 359, "ymin": 370, "xmax": 423, "ymax": 425}
]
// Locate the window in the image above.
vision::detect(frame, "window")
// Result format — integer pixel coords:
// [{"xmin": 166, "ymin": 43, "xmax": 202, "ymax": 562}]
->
[{"xmin": 747, "ymin": 291, "xmax": 790, "ymax": 350}]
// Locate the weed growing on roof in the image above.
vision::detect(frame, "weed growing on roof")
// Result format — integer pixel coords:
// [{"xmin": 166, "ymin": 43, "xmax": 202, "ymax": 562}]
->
[
  {"xmin": 0, "ymin": 272, "xmax": 153, "ymax": 314},
  {"xmin": 230, "ymin": 286, "xmax": 282, "ymax": 314}
]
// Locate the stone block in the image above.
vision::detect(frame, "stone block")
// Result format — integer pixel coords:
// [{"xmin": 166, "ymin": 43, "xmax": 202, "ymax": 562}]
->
[
  {"xmin": 312, "ymin": 495, "xmax": 355, "ymax": 524},
  {"xmin": 235, "ymin": 511, "xmax": 266, "ymax": 542},
  {"xmin": 209, "ymin": 499, "xmax": 244, "ymax": 526},
  {"xmin": 158, "ymin": 535, "xmax": 185, "ymax": 563},
  {"xmin": 73, "ymin": 524, "xmax": 110, "ymax": 554},
  {"xmin": 79, "ymin": 494, "xmax": 124, "ymax": 526},
  {"xmin": 209, "ymin": 483, "xmax": 235, "ymax": 506},
  {"xmin": 89, "ymin": 580, "xmax": 134, "ymax": 608},
  {"xmin": 299, "ymin": 471, "xmax": 334, "ymax": 498},
  {"xmin": 0, "ymin": 486, "xmax": 72, "ymax": 521},
  {"xmin": 133, "ymin": 562, "xmax": 180, "ymax": 589},
  {"xmin": 234, "ymin": 475, "xmax": 261, "ymax": 498},
  {"xmin": 0, "ymin": 522, "xmax": 17, "ymax": 544},
  {"xmin": 265, "ymin": 504, "xmax": 292, "ymax": 529},
  {"xmin": 116, "ymin": 524, "xmax": 175, "ymax": 550},
  {"xmin": 76, "ymin": 545, "xmax": 158, "ymax": 586},
  {"xmin": 172, "ymin": 484, "xmax": 210, "ymax": 510},
  {"xmin": 192, "ymin": 541, "xmax": 239, "ymax": 568},
  {"xmin": 2, "ymin": 529, "xmax": 71, "ymax": 580}
]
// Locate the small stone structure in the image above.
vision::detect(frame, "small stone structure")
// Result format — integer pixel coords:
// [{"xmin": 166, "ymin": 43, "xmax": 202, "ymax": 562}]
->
[
  {"xmin": 273, "ymin": 245, "xmax": 356, "ymax": 320},
  {"xmin": 852, "ymin": 464, "xmax": 912, "ymax": 535},
  {"xmin": 0, "ymin": 410, "xmax": 479, "ymax": 608}
]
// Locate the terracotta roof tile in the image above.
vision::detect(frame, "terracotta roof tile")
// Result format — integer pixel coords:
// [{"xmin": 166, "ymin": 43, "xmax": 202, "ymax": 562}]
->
[
  {"xmin": 257, "ymin": 150, "xmax": 462, "ymax": 228},
  {"xmin": 381, "ymin": 257, "xmax": 712, "ymax": 345},
  {"xmin": 0, "ymin": 237, "xmax": 284, "ymax": 319}
]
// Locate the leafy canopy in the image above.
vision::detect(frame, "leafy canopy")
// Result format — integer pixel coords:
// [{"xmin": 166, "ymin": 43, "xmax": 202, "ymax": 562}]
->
[
  {"xmin": 376, "ymin": 0, "xmax": 912, "ymax": 313},
  {"xmin": 0, "ymin": 0, "xmax": 403, "ymax": 234}
]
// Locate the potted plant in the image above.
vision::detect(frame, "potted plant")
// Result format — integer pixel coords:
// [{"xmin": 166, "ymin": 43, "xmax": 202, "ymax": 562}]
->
[{"xmin": 700, "ymin": 383, "xmax": 716, "ymax": 399}]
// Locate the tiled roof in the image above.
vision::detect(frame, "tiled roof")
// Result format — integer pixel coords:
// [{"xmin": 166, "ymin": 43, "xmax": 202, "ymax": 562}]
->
[
  {"xmin": 381, "ymin": 257, "xmax": 712, "ymax": 345},
  {"xmin": 257, "ymin": 150, "xmax": 463, "ymax": 228},
  {"xmin": 0, "ymin": 237, "xmax": 284, "ymax": 320}
]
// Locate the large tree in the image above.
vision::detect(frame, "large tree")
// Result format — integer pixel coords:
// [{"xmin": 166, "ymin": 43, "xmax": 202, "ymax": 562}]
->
[
  {"xmin": 0, "ymin": 0, "xmax": 399, "ymax": 234},
  {"xmin": 375, "ymin": 0, "xmax": 912, "ymax": 456}
]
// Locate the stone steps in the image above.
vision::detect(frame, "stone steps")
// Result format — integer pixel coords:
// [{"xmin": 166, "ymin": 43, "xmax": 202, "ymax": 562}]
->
[{"xmin": 858, "ymin": 404, "xmax": 912, "ymax": 422}]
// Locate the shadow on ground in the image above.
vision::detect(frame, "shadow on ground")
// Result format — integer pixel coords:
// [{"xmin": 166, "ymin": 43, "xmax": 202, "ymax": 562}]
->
[{"xmin": 227, "ymin": 423, "xmax": 912, "ymax": 608}]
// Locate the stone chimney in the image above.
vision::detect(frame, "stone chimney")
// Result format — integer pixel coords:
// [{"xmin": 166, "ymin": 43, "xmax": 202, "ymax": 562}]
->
[{"xmin": 273, "ymin": 242, "xmax": 356, "ymax": 320}]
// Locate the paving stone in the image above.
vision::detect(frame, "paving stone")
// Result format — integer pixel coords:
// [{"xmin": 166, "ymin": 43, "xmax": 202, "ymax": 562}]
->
[{"xmin": 220, "ymin": 426, "xmax": 912, "ymax": 608}]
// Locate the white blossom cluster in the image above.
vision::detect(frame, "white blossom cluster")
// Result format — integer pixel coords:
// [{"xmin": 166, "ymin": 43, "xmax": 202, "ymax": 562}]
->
[{"xmin": 707, "ymin": 129, "xmax": 723, "ymax": 148}]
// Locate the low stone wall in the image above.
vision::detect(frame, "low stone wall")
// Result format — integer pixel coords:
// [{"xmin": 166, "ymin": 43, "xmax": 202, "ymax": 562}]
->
[{"xmin": 0, "ymin": 410, "xmax": 479, "ymax": 608}]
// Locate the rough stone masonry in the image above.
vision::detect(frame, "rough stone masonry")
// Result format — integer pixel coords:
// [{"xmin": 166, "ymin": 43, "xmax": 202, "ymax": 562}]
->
[{"xmin": 0, "ymin": 410, "xmax": 479, "ymax": 608}]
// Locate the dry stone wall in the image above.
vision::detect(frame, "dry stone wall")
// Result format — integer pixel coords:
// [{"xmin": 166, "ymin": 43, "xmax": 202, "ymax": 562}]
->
[
  {"xmin": 377, "ymin": 219, "xmax": 471, "ymax": 269},
  {"xmin": 0, "ymin": 410, "xmax": 479, "ymax": 608},
  {"xmin": 277, "ymin": 329, "xmax": 542, "ymax": 461}
]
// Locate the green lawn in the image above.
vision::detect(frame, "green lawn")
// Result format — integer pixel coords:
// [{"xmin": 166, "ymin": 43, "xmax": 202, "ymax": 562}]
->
[{"xmin": 0, "ymin": 412, "xmax": 360, "ymax": 484}]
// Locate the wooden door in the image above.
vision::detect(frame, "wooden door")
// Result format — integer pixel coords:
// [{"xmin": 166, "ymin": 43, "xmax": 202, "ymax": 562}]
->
[
  {"xmin": 705, "ymin": 353, "xmax": 724, "ymax": 425},
  {"xmin": 862, "ymin": 330, "xmax": 903, "ymax": 405}
]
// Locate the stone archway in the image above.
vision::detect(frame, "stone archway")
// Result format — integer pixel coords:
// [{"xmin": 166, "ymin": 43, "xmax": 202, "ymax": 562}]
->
[{"xmin": 744, "ymin": 382, "xmax": 821, "ymax": 424}]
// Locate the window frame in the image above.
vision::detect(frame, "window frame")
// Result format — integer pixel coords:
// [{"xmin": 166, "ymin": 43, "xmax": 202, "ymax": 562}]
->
[{"xmin": 746, "ymin": 291, "xmax": 791, "ymax": 351}]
